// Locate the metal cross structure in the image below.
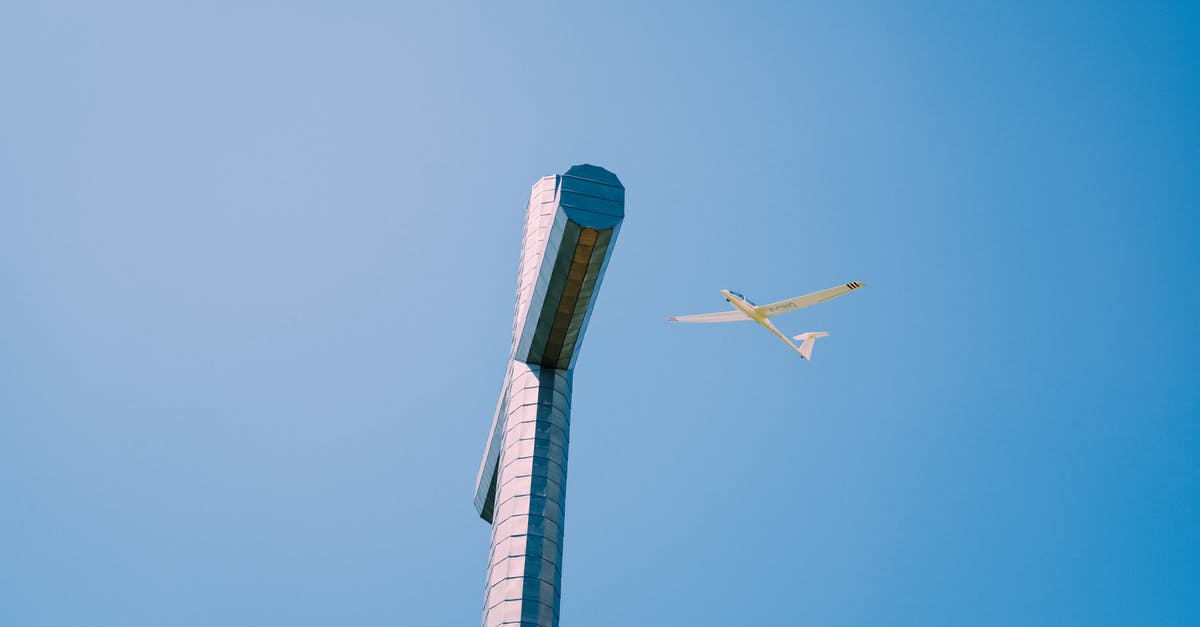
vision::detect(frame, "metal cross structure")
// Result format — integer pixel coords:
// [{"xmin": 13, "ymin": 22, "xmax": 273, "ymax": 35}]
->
[{"xmin": 473, "ymin": 165, "xmax": 624, "ymax": 627}]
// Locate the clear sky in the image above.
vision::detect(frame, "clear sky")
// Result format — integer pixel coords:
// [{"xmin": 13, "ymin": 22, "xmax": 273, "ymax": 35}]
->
[{"xmin": 2, "ymin": 2, "xmax": 1198, "ymax": 626}]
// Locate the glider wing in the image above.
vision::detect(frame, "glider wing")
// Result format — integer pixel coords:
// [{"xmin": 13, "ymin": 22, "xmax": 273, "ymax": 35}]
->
[
  {"xmin": 757, "ymin": 281, "xmax": 864, "ymax": 318},
  {"xmin": 667, "ymin": 310, "xmax": 751, "ymax": 323}
]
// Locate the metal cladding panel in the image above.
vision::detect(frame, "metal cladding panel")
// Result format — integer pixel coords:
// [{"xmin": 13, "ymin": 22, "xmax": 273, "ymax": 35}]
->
[
  {"xmin": 562, "ymin": 226, "xmax": 617, "ymax": 370},
  {"xmin": 517, "ymin": 216, "xmax": 580, "ymax": 365},
  {"xmin": 474, "ymin": 362, "xmax": 513, "ymax": 520}
]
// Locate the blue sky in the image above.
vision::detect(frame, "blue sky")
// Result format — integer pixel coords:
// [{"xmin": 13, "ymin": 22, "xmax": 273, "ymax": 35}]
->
[{"xmin": 2, "ymin": 2, "xmax": 1197, "ymax": 625}]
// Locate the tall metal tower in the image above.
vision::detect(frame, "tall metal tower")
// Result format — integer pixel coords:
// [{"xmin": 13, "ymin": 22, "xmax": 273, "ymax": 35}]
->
[{"xmin": 473, "ymin": 165, "xmax": 624, "ymax": 627}]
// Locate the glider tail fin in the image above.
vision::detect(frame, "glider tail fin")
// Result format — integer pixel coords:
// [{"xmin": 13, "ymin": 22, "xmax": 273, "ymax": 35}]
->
[{"xmin": 792, "ymin": 332, "xmax": 830, "ymax": 360}]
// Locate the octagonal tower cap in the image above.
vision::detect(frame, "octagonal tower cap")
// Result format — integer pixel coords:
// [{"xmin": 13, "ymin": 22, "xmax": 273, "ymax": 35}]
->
[{"xmin": 559, "ymin": 164, "xmax": 624, "ymax": 229}]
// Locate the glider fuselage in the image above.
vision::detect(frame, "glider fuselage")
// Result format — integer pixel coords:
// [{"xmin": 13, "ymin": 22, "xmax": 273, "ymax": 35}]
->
[{"xmin": 722, "ymin": 290, "xmax": 765, "ymax": 321}]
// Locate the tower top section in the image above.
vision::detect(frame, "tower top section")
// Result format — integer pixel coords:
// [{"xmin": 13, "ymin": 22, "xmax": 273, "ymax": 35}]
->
[
  {"xmin": 508, "ymin": 165, "xmax": 624, "ymax": 369},
  {"xmin": 474, "ymin": 165, "xmax": 624, "ymax": 520}
]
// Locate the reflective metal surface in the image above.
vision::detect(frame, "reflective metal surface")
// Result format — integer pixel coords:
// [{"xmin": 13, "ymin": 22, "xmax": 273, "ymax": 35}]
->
[{"xmin": 475, "ymin": 165, "xmax": 623, "ymax": 627}]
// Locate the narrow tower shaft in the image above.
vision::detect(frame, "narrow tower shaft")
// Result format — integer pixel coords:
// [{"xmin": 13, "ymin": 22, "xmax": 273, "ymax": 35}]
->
[{"xmin": 482, "ymin": 364, "xmax": 570, "ymax": 626}]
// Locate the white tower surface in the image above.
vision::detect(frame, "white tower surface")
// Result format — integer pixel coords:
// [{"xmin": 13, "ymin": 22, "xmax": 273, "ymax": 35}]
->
[{"xmin": 474, "ymin": 165, "xmax": 624, "ymax": 627}]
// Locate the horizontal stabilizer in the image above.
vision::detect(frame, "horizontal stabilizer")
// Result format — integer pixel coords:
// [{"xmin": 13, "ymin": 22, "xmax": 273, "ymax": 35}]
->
[{"xmin": 791, "ymin": 331, "xmax": 830, "ymax": 360}]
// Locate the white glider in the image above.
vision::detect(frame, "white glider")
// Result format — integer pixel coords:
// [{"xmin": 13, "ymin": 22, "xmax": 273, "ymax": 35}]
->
[{"xmin": 667, "ymin": 282, "xmax": 864, "ymax": 359}]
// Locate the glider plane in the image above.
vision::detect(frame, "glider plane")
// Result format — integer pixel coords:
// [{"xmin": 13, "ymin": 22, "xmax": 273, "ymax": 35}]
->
[{"xmin": 667, "ymin": 282, "xmax": 864, "ymax": 359}]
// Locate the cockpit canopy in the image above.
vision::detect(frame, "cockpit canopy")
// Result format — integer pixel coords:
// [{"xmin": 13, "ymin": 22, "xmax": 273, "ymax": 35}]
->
[{"xmin": 729, "ymin": 290, "xmax": 757, "ymax": 306}]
